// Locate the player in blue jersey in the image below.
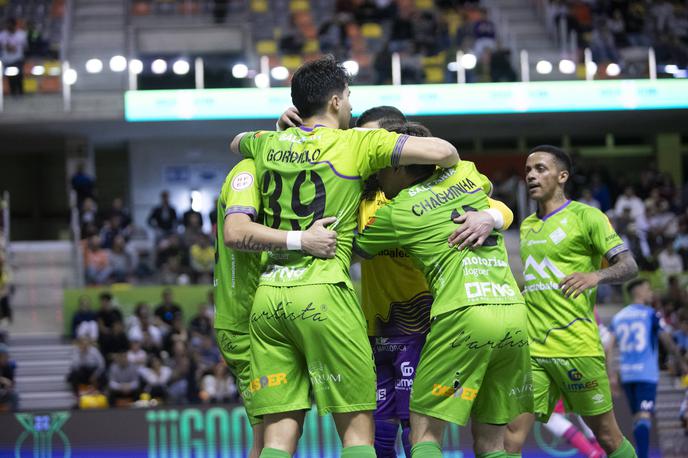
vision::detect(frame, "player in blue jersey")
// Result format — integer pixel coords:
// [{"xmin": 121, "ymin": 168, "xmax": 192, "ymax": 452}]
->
[{"xmin": 609, "ymin": 278, "xmax": 687, "ymax": 458}]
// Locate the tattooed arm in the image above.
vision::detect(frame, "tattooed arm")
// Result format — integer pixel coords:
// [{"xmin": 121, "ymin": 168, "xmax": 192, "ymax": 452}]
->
[
  {"xmin": 560, "ymin": 251, "xmax": 638, "ymax": 298},
  {"xmin": 225, "ymin": 213, "xmax": 338, "ymax": 258}
]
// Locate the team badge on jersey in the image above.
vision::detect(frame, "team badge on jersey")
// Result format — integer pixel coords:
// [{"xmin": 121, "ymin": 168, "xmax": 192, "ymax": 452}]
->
[{"xmin": 231, "ymin": 172, "xmax": 254, "ymax": 191}]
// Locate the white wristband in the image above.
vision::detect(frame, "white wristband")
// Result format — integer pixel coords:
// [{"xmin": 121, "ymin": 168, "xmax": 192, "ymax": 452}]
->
[
  {"xmin": 275, "ymin": 120, "xmax": 283, "ymax": 132},
  {"xmin": 485, "ymin": 208, "xmax": 505, "ymax": 230},
  {"xmin": 286, "ymin": 231, "xmax": 303, "ymax": 250}
]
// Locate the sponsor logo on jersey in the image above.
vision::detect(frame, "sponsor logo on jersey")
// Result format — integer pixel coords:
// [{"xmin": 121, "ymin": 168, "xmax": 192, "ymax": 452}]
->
[
  {"xmin": 377, "ymin": 388, "xmax": 387, "ymax": 401},
  {"xmin": 549, "ymin": 228, "xmax": 567, "ymax": 245},
  {"xmin": 266, "ymin": 148, "xmax": 323, "ymax": 164},
  {"xmin": 378, "ymin": 248, "xmax": 410, "ymax": 258},
  {"xmin": 509, "ymin": 383, "xmax": 533, "ymax": 397},
  {"xmin": 396, "ymin": 379, "xmax": 414, "ymax": 390},
  {"xmin": 308, "ymin": 361, "xmax": 342, "ymax": 386},
  {"xmin": 250, "ymin": 372, "xmax": 288, "ymax": 392},
  {"xmin": 465, "ymin": 282, "xmax": 516, "ymax": 300},
  {"xmin": 526, "ymin": 239, "xmax": 547, "ymax": 246},
  {"xmin": 401, "ymin": 361, "xmax": 414, "ymax": 377},
  {"xmin": 640, "ymin": 400, "xmax": 654, "ymax": 411},
  {"xmin": 567, "ymin": 368, "xmax": 583, "ymax": 381},
  {"xmin": 565, "ymin": 376, "xmax": 599, "ymax": 392},
  {"xmin": 592, "ymin": 394, "xmax": 605, "ymax": 404},
  {"xmin": 410, "ymin": 178, "xmax": 481, "ymax": 217},
  {"xmin": 231, "ymin": 172, "xmax": 254, "ymax": 191},
  {"xmin": 431, "ymin": 384, "xmax": 478, "ymax": 400},
  {"xmin": 278, "ymin": 132, "xmax": 322, "ymax": 143},
  {"xmin": 523, "ymin": 256, "xmax": 566, "ymax": 282},
  {"xmin": 261, "ymin": 265, "xmax": 307, "ymax": 282},
  {"xmin": 461, "ymin": 257, "xmax": 508, "ymax": 268}
]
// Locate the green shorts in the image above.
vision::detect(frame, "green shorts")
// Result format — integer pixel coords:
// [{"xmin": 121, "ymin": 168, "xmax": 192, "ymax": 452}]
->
[
  {"xmin": 410, "ymin": 303, "xmax": 533, "ymax": 426},
  {"xmin": 216, "ymin": 328, "xmax": 261, "ymax": 426},
  {"xmin": 249, "ymin": 283, "xmax": 377, "ymax": 417},
  {"xmin": 531, "ymin": 355, "xmax": 613, "ymax": 421}
]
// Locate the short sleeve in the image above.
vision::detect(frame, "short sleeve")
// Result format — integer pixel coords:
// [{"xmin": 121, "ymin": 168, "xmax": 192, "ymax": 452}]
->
[
  {"xmin": 222, "ymin": 159, "xmax": 261, "ymax": 221},
  {"xmin": 353, "ymin": 204, "xmax": 401, "ymax": 259},
  {"xmin": 238, "ymin": 131, "xmax": 270, "ymax": 159},
  {"xmin": 584, "ymin": 206, "xmax": 627, "ymax": 259},
  {"xmin": 351, "ymin": 128, "xmax": 406, "ymax": 179}
]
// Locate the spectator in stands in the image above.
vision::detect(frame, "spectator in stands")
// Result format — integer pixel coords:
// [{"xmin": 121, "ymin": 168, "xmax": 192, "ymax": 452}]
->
[
  {"xmin": 674, "ymin": 220, "xmax": 688, "ymax": 266},
  {"xmin": 80, "ymin": 198, "xmax": 100, "ymax": 236},
  {"xmin": 0, "ymin": 343, "xmax": 18, "ymax": 411},
  {"xmin": 590, "ymin": 19, "xmax": 619, "ymax": 62},
  {"xmin": 591, "ymin": 174, "xmax": 612, "ymax": 212},
  {"xmin": 472, "ymin": 8, "xmax": 497, "ymax": 59},
  {"xmin": 182, "ymin": 197, "xmax": 203, "ymax": 230},
  {"xmin": 163, "ymin": 315, "xmax": 190, "ymax": 355},
  {"xmin": 200, "ymin": 362, "xmax": 237, "ymax": 403},
  {"xmin": 624, "ymin": 0, "xmax": 651, "ymax": 47},
  {"xmin": 181, "ymin": 213, "xmax": 204, "ymax": 248},
  {"xmin": 126, "ymin": 302, "xmax": 151, "ymax": 334},
  {"xmin": 0, "ymin": 18, "xmax": 27, "ymax": 96},
  {"xmin": 95, "ymin": 292, "xmax": 123, "ymax": 336},
  {"xmin": 209, "ymin": 196, "xmax": 218, "ymax": 235},
  {"xmin": 615, "ymin": 186, "xmax": 647, "ymax": 225},
  {"xmin": 579, "ymin": 188, "xmax": 601, "ymax": 209},
  {"xmin": 389, "ymin": 0, "xmax": 416, "ymax": 54},
  {"xmin": 189, "ymin": 302, "xmax": 213, "ymax": 340},
  {"xmin": 155, "ymin": 288, "xmax": 183, "ymax": 328},
  {"xmin": 99, "ymin": 320, "xmax": 130, "ymax": 363},
  {"xmin": 196, "ymin": 335, "xmax": 221, "ymax": 372},
  {"xmin": 109, "ymin": 235, "xmax": 134, "ymax": 283},
  {"xmin": 157, "ymin": 234, "xmax": 187, "ymax": 284},
  {"xmin": 665, "ymin": 276, "xmax": 687, "ymax": 310},
  {"xmin": 109, "ymin": 197, "xmax": 132, "ymax": 230},
  {"xmin": 658, "ymin": 242, "xmax": 684, "ymax": 276},
  {"xmin": 127, "ymin": 337, "xmax": 147, "ymax": 368},
  {"xmin": 26, "ymin": 20, "xmax": 49, "ymax": 57},
  {"xmin": 279, "ymin": 14, "xmax": 305, "ymax": 55},
  {"xmin": 0, "ymin": 254, "xmax": 12, "ymax": 326},
  {"xmin": 100, "ymin": 215, "xmax": 129, "ymax": 250},
  {"xmin": 167, "ymin": 341, "xmax": 193, "ymax": 404},
  {"xmin": 107, "ymin": 351, "xmax": 141, "ymax": 406},
  {"xmin": 71, "ymin": 163, "xmax": 95, "ymax": 211},
  {"xmin": 139, "ymin": 355, "xmax": 172, "ymax": 401},
  {"xmin": 85, "ymin": 235, "xmax": 111, "ymax": 285},
  {"xmin": 318, "ymin": 14, "xmax": 350, "ymax": 61},
  {"xmin": 71, "ymin": 295, "xmax": 98, "ymax": 340},
  {"xmin": 189, "ymin": 235, "xmax": 214, "ymax": 284},
  {"xmin": 67, "ymin": 337, "xmax": 105, "ymax": 395},
  {"xmin": 607, "ymin": 9, "xmax": 627, "ymax": 47},
  {"xmin": 148, "ymin": 191, "xmax": 178, "ymax": 238}
]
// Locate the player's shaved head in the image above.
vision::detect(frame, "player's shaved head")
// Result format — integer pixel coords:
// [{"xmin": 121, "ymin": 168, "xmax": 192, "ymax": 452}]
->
[
  {"xmin": 291, "ymin": 55, "xmax": 351, "ymax": 119},
  {"xmin": 356, "ymin": 106, "xmax": 406, "ymax": 128},
  {"xmin": 529, "ymin": 145, "xmax": 573, "ymax": 174}
]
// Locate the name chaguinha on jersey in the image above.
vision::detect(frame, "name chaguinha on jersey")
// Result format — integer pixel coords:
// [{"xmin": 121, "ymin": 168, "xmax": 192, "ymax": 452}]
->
[{"xmin": 411, "ymin": 178, "xmax": 481, "ymax": 217}]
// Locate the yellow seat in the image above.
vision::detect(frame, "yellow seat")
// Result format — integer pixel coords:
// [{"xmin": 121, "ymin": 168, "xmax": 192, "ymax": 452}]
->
[
  {"xmin": 282, "ymin": 55, "xmax": 303, "ymax": 70},
  {"xmin": 289, "ymin": 0, "xmax": 309, "ymax": 12},
  {"xmin": 303, "ymin": 39, "xmax": 319, "ymax": 53},
  {"xmin": 256, "ymin": 40, "xmax": 278, "ymax": 55},
  {"xmin": 422, "ymin": 51, "xmax": 446, "ymax": 66},
  {"xmin": 361, "ymin": 23, "xmax": 383, "ymax": 39},
  {"xmin": 23, "ymin": 77, "xmax": 38, "ymax": 93},
  {"xmin": 415, "ymin": 0, "xmax": 433, "ymax": 10},
  {"xmin": 251, "ymin": 0, "xmax": 268, "ymax": 13},
  {"xmin": 424, "ymin": 66, "xmax": 444, "ymax": 83}
]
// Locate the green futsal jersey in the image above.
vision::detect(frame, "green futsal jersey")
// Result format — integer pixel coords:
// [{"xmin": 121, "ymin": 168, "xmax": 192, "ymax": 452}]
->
[
  {"xmin": 239, "ymin": 126, "xmax": 405, "ymax": 287},
  {"xmin": 520, "ymin": 200, "xmax": 627, "ymax": 357},
  {"xmin": 353, "ymin": 162, "xmax": 523, "ymax": 317},
  {"xmin": 214, "ymin": 159, "xmax": 262, "ymax": 331}
]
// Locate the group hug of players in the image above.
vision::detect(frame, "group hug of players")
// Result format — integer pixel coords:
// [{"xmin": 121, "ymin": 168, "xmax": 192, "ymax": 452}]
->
[{"xmin": 212, "ymin": 55, "xmax": 666, "ymax": 458}]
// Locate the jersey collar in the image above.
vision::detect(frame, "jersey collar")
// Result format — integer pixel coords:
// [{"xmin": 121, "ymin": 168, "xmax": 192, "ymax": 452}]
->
[{"xmin": 538, "ymin": 199, "xmax": 571, "ymax": 221}]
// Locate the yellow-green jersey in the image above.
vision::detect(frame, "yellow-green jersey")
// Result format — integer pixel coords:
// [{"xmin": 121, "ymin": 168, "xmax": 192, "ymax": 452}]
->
[
  {"xmin": 357, "ymin": 163, "xmax": 494, "ymax": 336},
  {"xmin": 214, "ymin": 159, "xmax": 262, "ymax": 332},
  {"xmin": 358, "ymin": 192, "xmax": 432, "ymax": 336},
  {"xmin": 354, "ymin": 162, "xmax": 523, "ymax": 318},
  {"xmin": 520, "ymin": 200, "xmax": 627, "ymax": 357},
  {"xmin": 239, "ymin": 125, "xmax": 406, "ymax": 287}
]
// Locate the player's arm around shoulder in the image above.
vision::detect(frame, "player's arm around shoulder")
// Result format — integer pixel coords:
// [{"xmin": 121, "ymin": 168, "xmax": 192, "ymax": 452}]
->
[
  {"xmin": 224, "ymin": 214, "xmax": 338, "ymax": 259},
  {"xmin": 398, "ymin": 135, "xmax": 459, "ymax": 168}
]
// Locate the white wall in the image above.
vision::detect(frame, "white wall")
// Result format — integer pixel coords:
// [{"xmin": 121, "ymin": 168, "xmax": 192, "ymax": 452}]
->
[{"xmin": 129, "ymin": 138, "xmax": 241, "ymax": 232}]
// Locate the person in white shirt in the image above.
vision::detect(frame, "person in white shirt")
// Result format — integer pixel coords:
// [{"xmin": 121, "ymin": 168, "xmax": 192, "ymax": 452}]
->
[
  {"xmin": 138, "ymin": 356, "xmax": 172, "ymax": 401},
  {"xmin": 658, "ymin": 243, "xmax": 684, "ymax": 276},
  {"xmin": 0, "ymin": 18, "xmax": 28, "ymax": 95},
  {"xmin": 200, "ymin": 362, "xmax": 237, "ymax": 403}
]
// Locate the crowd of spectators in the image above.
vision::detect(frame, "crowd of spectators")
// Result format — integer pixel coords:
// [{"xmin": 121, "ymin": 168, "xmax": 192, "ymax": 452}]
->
[
  {"xmin": 67, "ymin": 289, "xmax": 236, "ymax": 408},
  {"xmin": 73, "ymin": 164, "xmax": 216, "ymax": 286},
  {"xmin": 544, "ymin": 0, "xmax": 688, "ymax": 71}
]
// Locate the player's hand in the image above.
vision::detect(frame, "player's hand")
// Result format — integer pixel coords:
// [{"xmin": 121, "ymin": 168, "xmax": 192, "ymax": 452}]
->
[
  {"xmin": 277, "ymin": 106, "xmax": 303, "ymax": 130},
  {"xmin": 302, "ymin": 217, "xmax": 338, "ymax": 258},
  {"xmin": 448, "ymin": 211, "xmax": 495, "ymax": 250},
  {"xmin": 559, "ymin": 272, "xmax": 600, "ymax": 298}
]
